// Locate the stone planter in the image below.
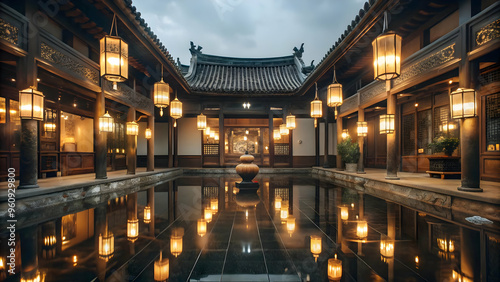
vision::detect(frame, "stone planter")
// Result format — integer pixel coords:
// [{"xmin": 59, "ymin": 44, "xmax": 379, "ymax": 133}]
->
[
  {"xmin": 345, "ymin": 163, "xmax": 357, "ymax": 173},
  {"xmin": 426, "ymin": 156, "xmax": 461, "ymax": 179}
]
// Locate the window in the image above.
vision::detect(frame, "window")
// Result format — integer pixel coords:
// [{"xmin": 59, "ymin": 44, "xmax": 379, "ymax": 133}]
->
[
  {"xmin": 433, "ymin": 106, "xmax": 458, "ymax": 139},
  {"xmin": 417, "ymin": 109, "xmax": 432, "ymax": 155},
  {"xmin": 402, "ymin": 114, "xmax": 415, "ymax": 156},
  {"xmin": 486, "ymin": 93, "xmax": 500, "ymax": 151}
]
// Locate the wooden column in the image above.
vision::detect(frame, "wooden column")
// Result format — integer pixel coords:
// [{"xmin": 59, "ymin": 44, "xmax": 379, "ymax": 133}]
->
[
  {"xmin": 95, "ymin": 86, "xmax": 107, "ymax": 178},
  {"xmin": 168, "ymin": 117, "xmax": 173, "ymax": 168},
  {"xmin": 336, "ymin": 117, "xmax": 343, "ymax": 170},
  {"xmin": 315, "ymin": 119, "xmax": 320, "ymax": 166},
  {"xmin": 386, "ymin": 82, "xmax": 399, "ymax": 180},
  {"xmin": 174, "ymin": 119, "xmax": 178, "ymax": 167},
  {"xmin": 357, "ymin": 108, "xmax": 365, "ymax": 174},
  {"xmin": 219, "ymin": 110, "xmax": 224, "ymax": 167},
  {"xmin": 269, "ymin": 110, "xmax": 274, "ymax": 168},
  {"xmin": 147, "ymin": 115, "xmax": 154, "ymax": 171},
  {"xmin": 126, "ymin": 108, "xmax": 136, "ymax": 175},
  {"xmin": 147, "ymin": 187, "xmax": 155, "ymax": 236},
  {"xmin": 20, "ymin": 225, "xmax": 39, "ymax": 281},
  {"xmin": 323, "ymin": 106, "xmax": 330, "ymax": 168}
]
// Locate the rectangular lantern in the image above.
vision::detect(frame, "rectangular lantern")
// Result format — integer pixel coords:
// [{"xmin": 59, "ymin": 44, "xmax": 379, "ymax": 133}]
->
[
  {"xmin": 154, "ymin": 253, "xmax": 169, "ymax": 281},
  {"xmin": 340, "ymin": 206, "xmax": 349, "ymax": 221},
  {"xmin": 286, "ymin": 216, "xmax": 295, "ymax": 237},
  {"xmin": 204, "ymin": 207, "xmax": 212, "ymax": 223},
  {"xmin": 275, "ymin": 195, "xmax": 282, "ymax": 210},
  {"xmin": 19, "ymin": 87, "xmax": 44, "ymax": 120},
  {"xmin": 154, "ymin": 79, "xmax": 170, "ymax": 116},
  {"xmin": 273, "ymin": 129, "xmax": 281, "ymax": 140},
  {"xmin": 280, "ymin": 202, "xmax": 289, "ymax": 223},
  {"xmin": 328, "ymin": 254, "xmax": 342, "ymax": 281},
  {"xmin": 310, "ymin": 236, "xmax": 322, "ymax": 262},
  {"xmin": 357, "ymin": 121, "xmax": 368, "ymax": 137},
  {"xmin": 145, "ymin": 128, "xmax": 152, "ymax": 139},
  {"xmin": 380, "ymin": 235, "xmax": 394, "ymax": 257},
  {"xmin": 143, "ymin": 205, "xmax": 151, "ymax": 224},
  {"xmin": 280, "ymin": 123, "xmax": 289, "ymax": 135},
  {"xmin": 379, "ymin": 114, "xmax": 395, "ymax": 134},
  {"xmin": 341, "ymin": 129, "xmax": 349, "ymax": 140},
  {"xmin": 0, "ymin": 97, "xmax": 5, "ymax": 123},
  {"xmin": 197, "ymin": 219, "xmax": 207, "ymax": 237},
  {"xmin": 98, "ymin": 232, "xmax": 114, "ymax": 261},
  {"xmin": 450, "ymin": 88, "xmax": 476, "ymax": 119},
  {"xmin": 99, "ymin": 111, "xmax": 114, "ymax": 133},
  {"xmin": 127, "ymin": 219, "xmax": 139, "ymax": 242},
  {"xmin": 100, "ymin": 35, "xmax": 128, "ymax": 86},
  {"xmin": 170, "ymin": 97, "xmax": 183, "ymax": 119},
  {"xmin": 126, "ymin": 121, "xmax": 139, "ymax": 136},
  {"xmin": 170, "ymin": 230, "xmax": 183, "ymax": 257},
  {"xmin": 197, "ymin": 113, "xmax": 207, "ymax": 130},
  {"xmin": 372, "ymin": 31, "xmax": 402, "ymax": 81},
  {"xmin": 44, "ymin": 122, "xmax": 56, "ymax": 132},
  {"xmin": 356, "ymin": 220, "xmax": 368, "ymax": 238},
  {"xmin": 310, "ymin": 98, "xmax": 323, "ymax": 118},
  {"xmin": 327, "ymin": 82, "xmax": 343, "ymax": 108},
  {"xmin": 210, "ymin": 198, "xmax": 218, "ymax": 213},
  {"xmin": 286, "ymin": 114, "xmax": 296, "ymax": 129}
]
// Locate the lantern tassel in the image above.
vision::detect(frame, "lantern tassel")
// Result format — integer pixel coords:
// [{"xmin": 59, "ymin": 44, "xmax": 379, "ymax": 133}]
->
[
  {"xmin": 113, "ymin": 82, "xmax": 117, "ymax": 90},
  {"xmin": 160, "ymin": 107, "xmax": 163, "ymax": 117}
]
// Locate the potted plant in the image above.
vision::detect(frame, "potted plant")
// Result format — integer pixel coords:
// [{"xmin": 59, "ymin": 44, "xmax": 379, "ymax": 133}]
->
[
  {"xmin": 427, "ymin": 136, "xmax": 459, "ymax": 156},
  {"xmin": 426, "ymin": 136, "xmax": 461, "ymax": 177},
  {"xmin": 337, "ymin": 137, "xmax": 360, "ymax": 172}
]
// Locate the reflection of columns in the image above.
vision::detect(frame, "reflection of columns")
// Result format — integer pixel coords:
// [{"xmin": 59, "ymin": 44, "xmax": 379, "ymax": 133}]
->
[
  {"xmin": 387, "ymin": 202, "xmax": 396, "ymax": 282},
  {"xmin": 147, "ymin": 188, "xmax": 155, "ymax": 236},
  {"xmin": 386, "ymin": 86, "xmax": 399, "ymax": 180},
  {"xmin": 168, "ymin": 181, "xmax": 174, "ymax": 224},
  {"xmin": 127, "ymin": 192, "xmax": 138, "ymax": 253},
  {"xmin": 95, "ymin": 87, "xmax": 107, "ymax": 179},
  {"xmin": 314, "ymin": 181, "xmax": 320, "ymax": 224},
  {"xmin": 460, "ymin": 227, "xmax": 480, "ymax": 281},
  {"xmin": 357, "ymin": 108, "xmax": 365, "ymax": 174},
  {"xmin": 336, "ymin": 117, "xmax": 343, "ymax": 170},
  {"xmin": 127, "ymin": 108, "xmax": 136, "ymax": 175},
  {"xmin": 147, "ymin": 115, "xmax": 154, "ymax": 172},
  {"xmin": 20, "ymin": 225, "xmax": 39, "ymax": 281}
]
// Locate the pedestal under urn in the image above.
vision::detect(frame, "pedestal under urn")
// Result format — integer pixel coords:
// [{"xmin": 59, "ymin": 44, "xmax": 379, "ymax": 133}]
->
[{"xmin": 235, "ymin": 151, "xmax": 260, "ymax": 190}]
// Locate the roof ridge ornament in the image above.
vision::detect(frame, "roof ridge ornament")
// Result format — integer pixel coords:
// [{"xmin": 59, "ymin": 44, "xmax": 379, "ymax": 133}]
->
[
  {"xmin": 189, "ymin": 41, "xmax": 203, "ymax": 56},
  {"xmin": 293, "ymin": 43, "xmax": 304, "ymax": 58}
]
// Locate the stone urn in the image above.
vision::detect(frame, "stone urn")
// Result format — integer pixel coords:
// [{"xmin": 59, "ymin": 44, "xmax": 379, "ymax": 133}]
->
[
  {"xmin": 345, "ymin": 163, "xmax": 357, "ymax": 173},
  {"xmin": 235, "ymin": 151, "xmax": 260, "ymax": 189}
]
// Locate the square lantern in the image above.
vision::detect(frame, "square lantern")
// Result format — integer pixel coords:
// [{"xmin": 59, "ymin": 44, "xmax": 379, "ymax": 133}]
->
[
  {"xmin": 328, "ymin": 254, "xmax": 342, "ymax": 281},
  {"xmin": 154, "ymin": 253, "xmax": 169, "ymax": 282},
  {"xmin": 127, "ymin": 219, "xmax": 139, "ymax": 242},
  {"xmin": 210, "ymin": 198, "xmax": 218, "ymax": 214},
  {"xmin": 126, "ymin": 121, "xmax": 139, "ymax": 136},
  {"xmin": 341, "ymin": 129, "xmax": 349, "ymax": 140},
  {"xmin": 380, "ymin": 235, "xmax": 394, "ymax": 258},
  {"xmin": 145, "ymin": 128, "xmax": 152, "ymax": 140},
  {"xmin": 340, "ymin": 206, "xmax": 349, "ymax": 221},
  {"xmin": 286, "ymin": 114, "xmax": 296, "ymax": 129},
  {"xmin": 99, "ymin": 232, "xmax": 114, "ymax": 261},
  {"xmin": 280, "ymin": 202, "xmax": 289, "ymax": 223},
  {"xmin": 287, "ymin": 216, "xmax": 295, "ymax": 237},
  {"xmin": 99, "ymin": 111, "xmax": 114, "ymax": 133},
  {"xmin": 204, "ymin": 207, "xmax": 212, "ymax": 223},
  {"xmin": 357, "ymin": 121, "xmax": 368, "ymax": 137},
  {"xmin": 19, "ymin": 87, "xmax": 44, "ymax": 120},
  {"xmin": 450, "ymin": 88, "xmax": 476, "ymax": 119},
  {"xmin": 356, "ymin": 220, "xmax": 368, "ymax": 239},
  {"xmin": 197, "ymin": 113, "xmax": 207, "ymax": 130},
  {"xmin": 273, "ymin": 129, "xmax": 281, "ymax": 140},
  {"xmin": 372, "ymin": 31, "xmax": 402, "ymax": 81},
  {"xmin": 170, "ymin": 228, "xmax": 183, "ymax": 257},
  {"xmin": 274, "ymin": 195, "xmax": 282, "ymax": 210},
  {"xmin": 170, "ymin": 97, "xmax": 183, "ymax": 119},
  {"xmin": 379, "ymin": 114, "xmax": 395, "ymax": 134},
  {"xmin": 197, "ymin": 219, "xmax": 207, "ymax": 237},
  {"xmin": 154, "ymin": 79, "xmax": 170, "ymax": 117},
  {"xmin": 310, "ymin": 97, "xmax": 323, "ymax": 118},
  {"xmin": 280, "ymin": 124, "xmax": 289, "ymax": 135},
  {"xmin": 100, "ymin": 35, "xmax": 128, "ymax": 89},
  {"xmin": 310, "ymin": 236, "xmax": 322, "ymax": 262},
  {"xmin": 143, "ymin": 205, "xmax": 151, "ymax": 224}
]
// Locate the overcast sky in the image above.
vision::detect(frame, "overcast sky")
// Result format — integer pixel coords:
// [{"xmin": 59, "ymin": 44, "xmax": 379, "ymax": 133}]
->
[{"xmin": 133, "ymin": 0, "xmax": 366, "ymax": 66}]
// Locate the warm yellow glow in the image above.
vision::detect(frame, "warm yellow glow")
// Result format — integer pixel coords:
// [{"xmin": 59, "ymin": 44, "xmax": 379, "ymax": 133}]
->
[
  {"xmin": 145, "ymin": 128, "xmax": 152, "ymax": 140},
  {"xmin": 204, "ymin": 127, "xmax": 211, "ymax": 136},
  {"xmin": 310, "ymin": 98, "xmax": 323, "ymax": 118},
  {"xmin": 204, "ymin": 207, "xmax": 213, "ymax": 223},
  {"xmin": 197, "ymin": 113, "xmax": 207, "ymax": 130},
  {"xmin": 310, "ymin": 236, "xmax": 322, "ymax": 262},
  {"xmin": 44, "ymin": 235, "xmax": 56, "ymax": 246},
  {"xmin": 280, "ymin": 124, "xmax": 289, "ymax": 135},
  {"xmin": 100, "ymin": 35, "xmax": 128, "ymax": 83},
  {"xmin": 328, "ymin": 254, "xmax": 342, "ymax": 281},
  {"xmin": 127, "ymin": 219, "xmax": 139, "ymax": 242},
  {"xmin": 210, "ymin": 131, "xmax": 215, "ymax": 138},
  {"xmin": 372, "ymin": 32, "xmax": 402, "ymax": 80},
  {"xmin": 126, "ymin": 121, "xmax": 139, "ymax": 136},
  {"xmin": 144, "ymin": 205, "xmax": 151, "ymax": 224},
  {"xmin": 0, "ymin": 257, "xmax": 3, "ymax": 269},
  {"xmin": 99, "ymin": 232, "xmax": 114, "ymax": 261},
  {"xmin": 273, "ymin": 129, "xmax": 281, "ymax": 140},
  {"xmin": 380, "ymin": 237, "xmax": 394, "ymax": 257},
  {"xmin": 215, "ymin": 132, "xmax": 219, "ymax": 141},
  {"xmin": 357, "ymin": 121, "xmax": 368, "ymax": 137},
  {"xmin": 327, "ymin": 82, "xmax": 343, "ymax": 108},
  {"xmin": 280, "ymin": 201, "xmax": 289, "ymax": 223},
  {"xmin": 154, "ymin": 79, "xmax": 170, "ymax": 111},
  {"xmin": 437, "ymin": 238, "xmax": 455, "ymax": 252},
  {"xmin": 20, "ymin": 271, "xmax": 44, "ymax": 282},
  {"xmin": 450, "ymin": 88, "xmax": 476, "ymax": 119},
  {"xmin": 154, "ymin": 252, "xmax": 169, "ymax": 281},
  {"xmin": 73, "ymin": 255, "xmax": 78, "ymax": 264},
  {"xmin": 19, "ymin": 87, "xmax": 44, "ymax": 120},
  {"xmin": 243, "ymin": 135, "xmax": 247, "ymax": 141},
  {"xmin": 341, "ymin": 129, "xmax": 349, "ymax": 140},
  {"xmin": 170, "ymin": 232, "xmax": 183, "ymax": 257},
  {"xmin": 210, "ymin": 198, "xmax": 218, "ymax": 213},
  {"xmin": 99, "ymin": 111, "xmax": 114, "ymax": 133},
  {"xmin": 340, "ymin": 206, "xmax": 348, "ymax": 221},
  {"xmin": 275, "ymin": 195, "xmax": 282, "ymax": 210},
  {"xmin": 44, "ymin": 122, "xmax": 56, "ymax": 132},
  {"xmin": 379, "ymin": 114, "xmax": 395, "ymax": 134},
  {"xmin": 286, "ymin": 114, "xmax": 296, "ymax": 129},
  {"xmin": 356, "ymin": 221, "xmax": 368, "ymax": 238},
  {"xmin": 170, "ymin": 97, "xmax": 183, "ymax": 119},
  {"xmin": 197, "ymin": 219, "xmax": 207, "ymax": 237},
  {"xmin": 286, "ymin": 216, "xmax": 295, "ymax": 237}
]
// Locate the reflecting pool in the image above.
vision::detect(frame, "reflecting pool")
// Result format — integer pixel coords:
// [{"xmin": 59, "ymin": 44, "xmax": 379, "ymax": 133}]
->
[{"xmin": 1, "ymin": 174, "xmax": 499, "ymax": 281}]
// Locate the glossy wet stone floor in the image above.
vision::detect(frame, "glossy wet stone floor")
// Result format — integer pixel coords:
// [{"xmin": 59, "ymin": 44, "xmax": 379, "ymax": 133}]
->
[{"xmin": 1, "ymin": 174, "xmax": 499, "ymax": 281}]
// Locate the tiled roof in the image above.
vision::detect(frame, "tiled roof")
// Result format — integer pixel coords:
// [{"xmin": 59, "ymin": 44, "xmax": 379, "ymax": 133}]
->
[{"xmin": 185, "ymin": 53, "xmax": 305, "ymax": 95}]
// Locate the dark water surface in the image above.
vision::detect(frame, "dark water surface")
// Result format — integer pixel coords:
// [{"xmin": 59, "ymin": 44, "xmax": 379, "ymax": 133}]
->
[{"xmin": 1, "ymin": 174, "xmax": 498, "ymax": 281}]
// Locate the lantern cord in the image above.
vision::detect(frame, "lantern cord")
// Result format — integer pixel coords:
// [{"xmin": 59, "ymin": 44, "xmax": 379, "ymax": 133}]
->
[
  {"xmin": 383, "ymin": 11, "xmax": 388, "ymax": 33},
  {"xmin": 160, "ymin": 65, "xmax": 164, "ymax": 82},
  {"xmin": 315, "ymin": 82, "xmax": 318, "ymax": 99},
  {"xmin": 333, "ymin": 65, "xmax": 337, "ymax": 83}
]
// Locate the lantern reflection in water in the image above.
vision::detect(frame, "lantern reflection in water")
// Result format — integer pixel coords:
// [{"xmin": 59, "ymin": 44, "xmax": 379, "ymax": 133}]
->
[
  {"xmin": 204, "ymin": 207, "xmax": 213, "ymax": 223},
  {"xmin": 210, "ymin": 198, "xmax": 218, "ymax": 214},
  {"xmin": 143, "ymin": 205, "xmax": 151, "ymax": 224},
  {"xmin": 170, "ymin": 228, "xmax": 184, "ymax": 257},
  {"xmin": 20, "ymin": 271, "xmax": 45, "ymax": 282},
  {"xmin": 154, "ymin": 252, "xmax": 169, "ymax": 282},
  {"xmin": 327, "ymin": 254, "xmax": 342, "ymax": 281},
  {"xmin": 339, "ymin": 206, "xmax": 348, "ymax": 221},
  {"xmin": 99, "ymin": 232, "xmax": 114, "ymax": 261},
  {"xmin": 310, "ymin": 236, "xmax": 322, "ymax": 262},
  {"xmin": 127, "ymin": 219, "xmax": 139, "ymax": 242},
  {"xmin": 280, "ymin": 201, "xmax": 289, "ymax": 224},
  {"xmin": 356, "ymin": 220, "xmax": 368, "ymax": 239},
  {"xmin": 197, "ymin": 219, "xmax": 207, "ymax": 237},
  {"xmin": 275, "ymin": 195, "xmax": 282, "ymax": 210},
  {"xmin": 286, "ymin": 216, "xmax": 295, "ymax": 237}
]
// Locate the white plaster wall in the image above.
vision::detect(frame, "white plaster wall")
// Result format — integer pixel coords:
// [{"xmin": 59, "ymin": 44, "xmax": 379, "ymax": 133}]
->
[
  {"xmin": 320, "ymin": 123, "xmax": 324, "ymax": 155},
  {"xmin": 137, "ymin": 122, "xmax": 147, "ymax": 155},
  {"xmin": 292, "ymin": 118, "xmax": 315, "ymax": 156},
  {"xmin": 178, "ymin": 118, "xmax": 201, "ymax": 155},
  {"xmin": 155, "ymin": 122, "xmax": 169, "ymax": 155}
]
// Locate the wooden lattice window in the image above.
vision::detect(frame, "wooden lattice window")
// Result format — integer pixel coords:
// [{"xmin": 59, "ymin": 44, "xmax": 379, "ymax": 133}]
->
[
  {"xmin": 203, "ymin": 144, "xmax": 219, "ymax": 155},
  {"xmin": 417, "ymin": 109, "xmax": 432, "ymax": 155},
  {"xmin": 402, "ymin": 114, "xmax": 415, "ymax": 156},
  {"xmin": 486, "ymin": 93, "xmax": 500, "ymax": 151},
  {"xmin": 275, "ymin": 144, "xmax": 289, "ymax": 155}
]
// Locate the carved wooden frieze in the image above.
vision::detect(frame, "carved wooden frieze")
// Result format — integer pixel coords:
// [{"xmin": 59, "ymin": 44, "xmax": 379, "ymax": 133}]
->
[
  {"xmin": 360, "ymin": 81, "xmax": 386, "ymax": 106},
  {"xmin": 339, "ymin": 94, "xmax": 358, "ymax": 115},
  {"xmin": 393, "ymin": 44, "xmax": 456, "ymax": 87},
  {"xmin": 0, "ymin": 17, "xmax": 18, "ymax": 45},
  {"xmin": 103, "ymin": 81, "xmax": 154, "ymax": 115},
  {"xmin": 41, "ymin": 43, "xmax": 99, "ymax": 84},
  {"xmin": 476, "ymin": 19, "xmax": 500, "ymax": 46}
]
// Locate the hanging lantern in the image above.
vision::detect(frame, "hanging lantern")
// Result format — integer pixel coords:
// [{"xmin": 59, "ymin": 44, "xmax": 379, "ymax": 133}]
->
[
  {"xmin": 144, "ymin": 205, "xmax": 151, "ymax": 224},
  {"xmin": 340, "ymin": 206, "xmax": 349, "ymax": 221},
  {"xmin": 127, "ymin": 219, "xmax": 139, "ymax": 242},
  {"xmin": 280, "ymin": 124, "xmax": 289, "ymax": 135},
  {"xmin": 341, "ymin": 129, "xmax": 349, "ymax": 140},
  {"xmin": 145, "ymin": 128, "xmax": 152, "ymax": 140},
  {"xmin": 170, "ymin": 97, "xmax": 182, "ymax": 120},
  {"xmin": 379, "ymin": 114, "xmax": 395, "ymax": 134},
  {"xmin": 450, "ymin": 88, "xmax": 477, "ymax": 119},
  {"xmin": 197, "ymin": 219, "xmax": 207, "ymax": 237},
  {"xmin": 380, "ymin": 235, "xmax": 394, "ymax": 258},
  {"xmin": 204, "ymin": 127, "xmax": 211, "ymax": 136},
  {"xmin": 19, "ymin": 87, "xmax": 44, "ymax": 120},
  {"xmin": 170, "ymin": 228, "xmax": 183, "ymax": 257},
  {"xmin": 356, "ymin": 220, "xmax": 368, "ymax": 239},
  {"xmin": 274, "ymin": 195, "xmax": 282, "ymax": 210},
  {"xmin": 286, "ymin": 114, "xmax": 296, "ymax": 129},
  {"xmin": 98, "ymin": 232, "xmax": 114, "ymax": 261},
  {"xmin": 210, "ymin": 198, "xmax": 218, "ymax": 214},
  {"xmin": 310, "ymin": 83, "xmax": 323, "ymax": 118},
  {"xmin": 99, "ymin": 111, "xmax": 114, "ymax": 133},
  {"xmin": 327, "ymin": 66, "xmax": 343, "ymax": 119},
  {"xmin": 273, "ymin": 129, "xmax": 281, "ymax": 140},
  {"xmin": 328, "ymin": 254, "xmax": 342, "ymax": 281},
  {"xmin": 153, "ymin": 68, "xmax": 170, "ymax": 117},
  {"xmin": 126, "ymin": 121, "xmax": 139, "ymax": 136},
  {"xmin": 357, "ymin": 121, "xmax": 368, "ymax": 137},
  {"xmin": 154, "ymin": 252, "xmax": 169, "ymax": 282},
  {"xmin": 310, "ymin": 236, "xmax": 322, "ymax": 262},
  {"xmin": 100, "ymin": 15, "xmax": 128, "ymax": 90},
  {"xmin": 437, "ymin": 238, "xmax": 455, "ymax": 253},
  {"xmin": 286, "ymin": 216, "xmax": 295, "ymax": 237},
  {"xmin": 214, "ymin": 132, "xmax": 219, "ymax": 141},
  {"xmin": 280, "ymin": 201, "xmax": 289, "ymax": 224},
  {"xmin": 372, "ymin": 12, "xmax": 401, "ymax": 81},
  {"xmin": 44, "ymin": 122, "xmax": 56, "ymax": 132},
  {"xmin": 197, "ymin": 113, "xmax": 207, "ymax": 130},
  {"xmin": 204, "ymin": 207, "xmax": 212, "ymax": 223}
]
